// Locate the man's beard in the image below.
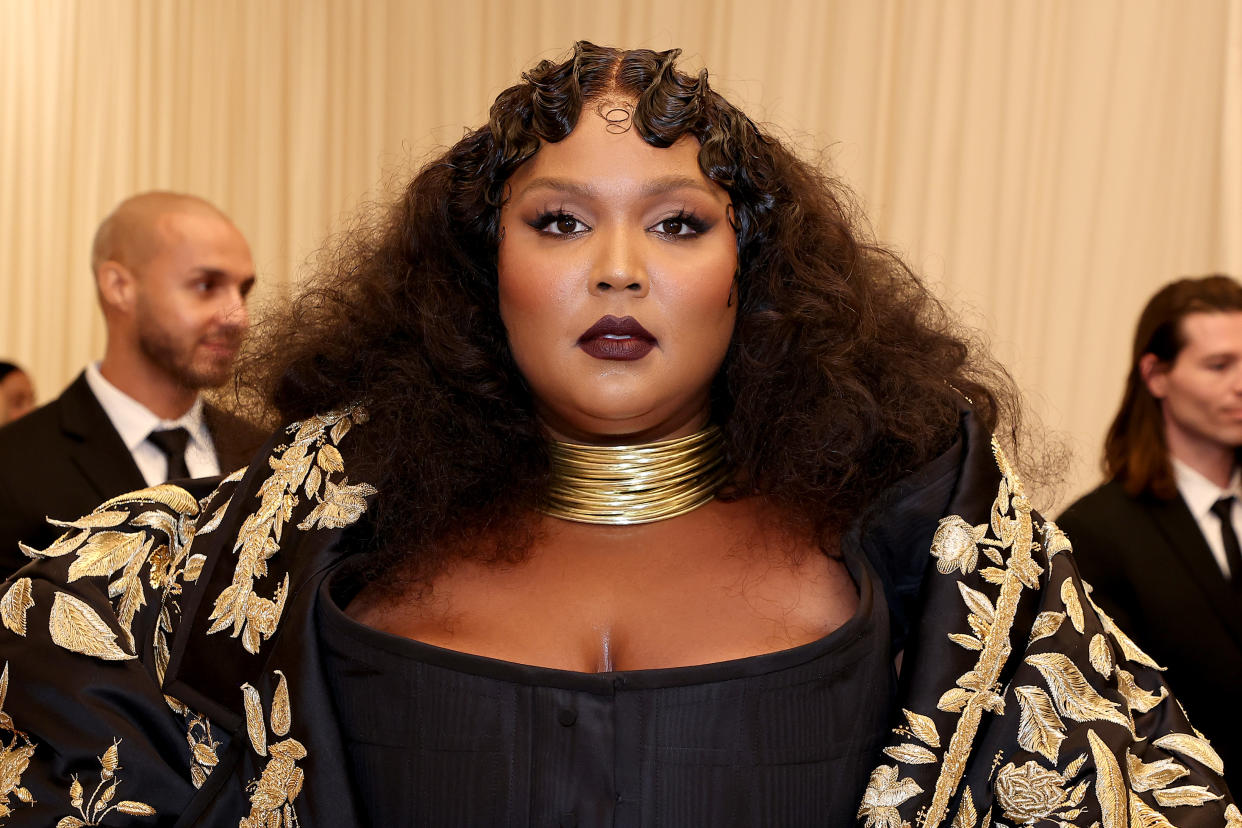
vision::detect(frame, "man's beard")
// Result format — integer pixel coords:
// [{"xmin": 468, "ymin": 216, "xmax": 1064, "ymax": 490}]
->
[{"xmin": 137, "ymin": 319, "xmax": 242, "ymax": 390}]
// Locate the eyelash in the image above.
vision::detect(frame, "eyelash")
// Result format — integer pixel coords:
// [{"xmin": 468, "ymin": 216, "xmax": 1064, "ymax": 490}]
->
[{"xmin": 528, "ymin": 210, "xmax": 710, "ymax": 238}]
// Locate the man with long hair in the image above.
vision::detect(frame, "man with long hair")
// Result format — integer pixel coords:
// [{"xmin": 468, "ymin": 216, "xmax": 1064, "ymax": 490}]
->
[{"xmin": 1060, "ymin": 273, "xmax": 1242, "ymax": 789}]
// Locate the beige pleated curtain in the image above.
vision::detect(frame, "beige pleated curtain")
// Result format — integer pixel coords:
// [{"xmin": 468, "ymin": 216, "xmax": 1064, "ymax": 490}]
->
[{"xmin": 2, "ymin": 0, "xmax": 1239, "ymax": 506}]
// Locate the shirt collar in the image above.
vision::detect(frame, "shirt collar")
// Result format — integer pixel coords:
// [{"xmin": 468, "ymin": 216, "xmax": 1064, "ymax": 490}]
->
[
  {"xmin": 1170, "ymin": 456, "xmax": 1242, "ymax": 518},
  {"xmin": 84, "ymin": 362, "xmax": 210, "ymax": 452}
]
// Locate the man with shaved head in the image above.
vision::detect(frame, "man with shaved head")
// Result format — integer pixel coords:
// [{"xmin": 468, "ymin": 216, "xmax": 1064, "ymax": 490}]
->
[{"xmin": 0, "ymin": 192, "xmax": 265, "ymax": 573}]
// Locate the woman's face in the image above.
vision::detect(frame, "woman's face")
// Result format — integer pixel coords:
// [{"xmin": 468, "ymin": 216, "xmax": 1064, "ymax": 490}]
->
[{"xmin": 497, "ymin": 108, "xmax": 738, "ymax": 444}]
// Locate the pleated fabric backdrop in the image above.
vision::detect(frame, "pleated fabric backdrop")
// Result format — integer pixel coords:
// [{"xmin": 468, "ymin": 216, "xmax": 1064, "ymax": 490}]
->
[{"xmin": 2, "ymin": 0, "xmax": 1239, "ymax": 506}]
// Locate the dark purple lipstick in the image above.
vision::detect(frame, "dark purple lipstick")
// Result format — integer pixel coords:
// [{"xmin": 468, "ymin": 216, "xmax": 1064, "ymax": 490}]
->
[{"xmin": 577, "ymin": 315, "xmax": 656, "ymax": 361}]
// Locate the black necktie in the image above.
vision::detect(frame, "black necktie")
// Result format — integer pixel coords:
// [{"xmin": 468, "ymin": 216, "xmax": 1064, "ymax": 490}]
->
[
  {"xmin": 1208, "ymin": 496, "xmax": 1242, "ymax": 586},
  {"xmin": 148, "ymin": 427, "xmax": 191, "ymax": 482}
]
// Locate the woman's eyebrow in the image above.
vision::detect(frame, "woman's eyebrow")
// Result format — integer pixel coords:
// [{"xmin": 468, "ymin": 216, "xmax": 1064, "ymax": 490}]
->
[{"xmin": 516, "ymin": 175, "xmax": 718, "ymax": 200}]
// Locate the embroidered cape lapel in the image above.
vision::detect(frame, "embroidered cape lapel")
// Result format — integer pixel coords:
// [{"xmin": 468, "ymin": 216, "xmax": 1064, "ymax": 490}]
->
[{"xmin": 860, "ymin": 423, "xmax": 1236, "ymax": 828}]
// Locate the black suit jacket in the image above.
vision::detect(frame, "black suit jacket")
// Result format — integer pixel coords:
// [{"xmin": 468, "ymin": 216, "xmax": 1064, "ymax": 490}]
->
[
  {"xmin": 1058, "ymin": 479, "xmax": 1242, "ymax": 789},
  {"xmin": 0, "ymin": 372, "xmax": 266, "ymax": 573}
]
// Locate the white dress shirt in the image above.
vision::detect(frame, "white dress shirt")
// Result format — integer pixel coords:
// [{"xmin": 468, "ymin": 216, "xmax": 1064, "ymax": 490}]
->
[
  {"xmin": 84, "ymin": 363, "xmax": 221, "ymax": 486},
  {"xmin": 1171, "ymin": 457, "xmax": 1240, "ymax": 579}
]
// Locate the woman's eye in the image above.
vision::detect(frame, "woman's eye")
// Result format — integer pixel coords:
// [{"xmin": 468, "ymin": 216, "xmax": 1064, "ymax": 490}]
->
[
  {"xmin": 652, "ymin": 215, "xmax": 702, "ymax": 236},
  {"xmin": 533, "ymin": 213, "xmax": 588, "ymax": 235}
]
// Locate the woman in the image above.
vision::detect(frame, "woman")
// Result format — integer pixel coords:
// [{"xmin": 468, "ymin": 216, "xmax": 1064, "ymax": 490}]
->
[{"xmin": 0, "ymin": 43, "xmax": 1234, "ymax": 827}]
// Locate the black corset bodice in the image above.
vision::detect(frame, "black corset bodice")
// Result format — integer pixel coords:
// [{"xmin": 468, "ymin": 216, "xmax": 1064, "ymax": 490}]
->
[{"xmin": 318, "ymin": 548, "xmax": 894, "ymax": 827}]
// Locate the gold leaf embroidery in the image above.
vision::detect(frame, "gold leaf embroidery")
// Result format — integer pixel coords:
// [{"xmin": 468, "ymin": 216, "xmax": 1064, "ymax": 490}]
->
[
  {"xmin": 1013, "ymin": 685, "xmax": 1066, "ymax": 764},
  {"xmin": 47, "ymin": 511, "xmax": 131, "ymax": 530},
  {"xmin": 949, "ymin": 634, "xmax": 983, "ymax": 651},
  {"xmin": 22, "ymin": 528, "xmax": 90, "ymax": 560},
  {"xmin": 1152, "ymin": 732, "xmax": 1224, "ymax": 776},
  {"xmin": 938, "ymin": 688, "xmax": 973, "ymax": 713},
  {"xmin": 883, "ymin": 743, "xmax": 938, "ymax": 764},
  {"xmin": 1151, "ymin": 785, "xmax": 1222, "ymax": 807},
  {"xmin": 1029, "ymin": 611, "xmax": 1065, "ymax": 644},
  {"xmin": 952, "ymin": 788, "xmax": 977, "ymax": 828},
  {"xmin": 0, "ymin": 579, "xmax": 34, "ymax": 637},
  {"xmin": 65, "ymin": 532, "xmax": 147, "ymax": 581},
  {"xmin": 978, "ymin": 566, "xmax": 1006, "ymax": 585},
  {"xmin": 166, "ymin": 697, "xmax": 220, "ymax": 789},
  {"xmin": 1126, "ymin": 750, "xmax": 1188, "ymax": 792},
  {"xmin": 271, "ymin": 671, "xmax": 292, "ymax": 737},
  {"xmin": 1085, "ymin": 592, "xmax": 1163, "ymax": 670},
  {"xmin": 1064, "ymin": 753, "xmax": 1087, "ymax": 778},
  {"xmin": 902, "ymin": 709, "xmax": 940, "ymax": 748},
  {"xmin": 296, "ymin": 477, "xmax": 378, "ymax": 531},
  {"xmin": 1060, "ymin": 577, "xmax": 1085, "ymax": 634},
  {"xmin": 1114, "ymin": 667, "xmax": 1166, "ymax": 714},
  {"xmin": 1088, "ymin": 634, "xmax": 1113, "ymax": 678},
  {"xmin": 98, "ymin": 483, "xmax": 200, "ymax": 515},
  {"xmin": 1087, "ymin": 728, "xmax": 1126, "ymax": 828},
  {"xmin": 931, "ymin": 516, "xmax": 989, "ymax": 575},
  {"xmin": 48, "ymin": 592, "xmax": 134, "ymax": 661},
  {"xmin": 958, "ymin": 582, "xmax": 996, "ymax": 626},
  {"xmin": 1024, "ymin": 653, "xmax": 1130, "ymax": 731},
  {"xmin": 209, "ymin": 408, "xmax": 368, "ymax": 656},
  {"xmin": 1225, "ymin": 803, "xmax": 1242, "ymax": 828},
  {"xmin": 56, "ymin": 739, "xmax": 156, "ymax": 825},
  {"xmin": 0, "ymin": 662, "xmax": 37, "ymax": 820},
  {"xmin": 240, "ymin": 673, "xmax": 307, "ymax": 828},
  {"xmin": 858, "ymin": 764, "xmax": 922, "ymax": 828},
  {"xmin": 242, "ymin": 684, "xmax": 267, "ymax": 757},
  {"xmin": 1129, "ymin": 793, "xmax": 1174, "ymax": 828}
]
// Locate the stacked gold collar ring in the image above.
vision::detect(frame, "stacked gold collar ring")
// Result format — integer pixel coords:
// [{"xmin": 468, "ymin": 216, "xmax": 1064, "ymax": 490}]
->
[{"xmin": 541, "ymin": 425, "xmax": 728, "ymax": 525}]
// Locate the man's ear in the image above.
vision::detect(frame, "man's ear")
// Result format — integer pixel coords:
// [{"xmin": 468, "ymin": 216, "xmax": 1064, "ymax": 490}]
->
[
  {"xmin": 1140, "ymin": 352, "xmax": 1169, "ymax": 400},
  {"xmin": 95, "ymin": 261, "xmax": 137, "ymax": 315}
]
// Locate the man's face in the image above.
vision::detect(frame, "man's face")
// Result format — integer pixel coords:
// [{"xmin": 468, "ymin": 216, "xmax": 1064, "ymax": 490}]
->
[
  {"xmin": 1145, "ymin": 311, "xmax": 1242, "ymax": 460},
  {"xmin": 131, "ymin": 212, "xmax": 255, "ymax": 390}
]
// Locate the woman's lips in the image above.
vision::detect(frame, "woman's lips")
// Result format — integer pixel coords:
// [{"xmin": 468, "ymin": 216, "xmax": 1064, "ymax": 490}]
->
[{"xmin": 578, "ymin": 315, "xmax": 656, "ymax": 361}]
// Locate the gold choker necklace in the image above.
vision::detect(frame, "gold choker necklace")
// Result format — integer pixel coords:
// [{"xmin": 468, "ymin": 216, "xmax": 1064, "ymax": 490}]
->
[{"xmin": 541, "ymin": 426, "xmax": 727, "ymax": 525}]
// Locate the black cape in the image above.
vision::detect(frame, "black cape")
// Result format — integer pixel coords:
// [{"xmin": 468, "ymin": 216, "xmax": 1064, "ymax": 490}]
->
[{"xmin": 0, "ymin": 407, "xmax": 1234, "ymax": 826}]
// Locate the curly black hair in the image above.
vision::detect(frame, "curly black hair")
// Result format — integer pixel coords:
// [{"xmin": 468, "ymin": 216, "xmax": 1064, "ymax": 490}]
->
[{"xmin": 236, "ymin": 41, "xmax": 1018, "ymax": 585}]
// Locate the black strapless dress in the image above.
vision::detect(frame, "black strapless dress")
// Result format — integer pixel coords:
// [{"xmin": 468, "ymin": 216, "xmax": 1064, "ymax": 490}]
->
[{"xmin": 317, "ymin": 548, "xmax": 894, "ymax": 827}]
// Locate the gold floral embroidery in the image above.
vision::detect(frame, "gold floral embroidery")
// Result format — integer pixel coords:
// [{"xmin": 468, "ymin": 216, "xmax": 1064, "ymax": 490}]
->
[
  {"xmin": 0, "ymin": 663, "xmax": 36, "ymax": 820},
  {"xmin": 921, "ymin": 441, "xmax": 1043, "ymax": 827},
  {"xmin": 1224, "ymin": 803, "xmax": 1242, "ymax": 828},
  {"xmin": 931, "ymin": 516, "xmax": 989, "ymax": 575},
  {"xmin": 240, "ymin": 671, "xmax": 305, "ymax": 828},
  {"xmin": 207, "ymin": 407, "xmax": 369, "ymax": 655},
  {"xmin": 56, "ymin": 740, "xmax": 156, "ymax": 826},
  {"xmin": 857, "ymin": 764, "xmax": 922, "ymax": 828},
  {"xmin": 166, "ymin": 697, "xmax": 220, "ymax": 789},
  {"xmin": 993, "ymin": 759, "xmax": 1087, "ymax": 825}
]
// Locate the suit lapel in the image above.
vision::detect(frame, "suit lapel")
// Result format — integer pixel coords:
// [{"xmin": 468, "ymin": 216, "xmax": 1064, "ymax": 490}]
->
[
  {"xmin": 1146, "ymin": 493, "xmax": 1242, "ymax": 647},
  {"xmin": 59, "ymin": 373, "xmax": 147, "ymax": 499}
]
